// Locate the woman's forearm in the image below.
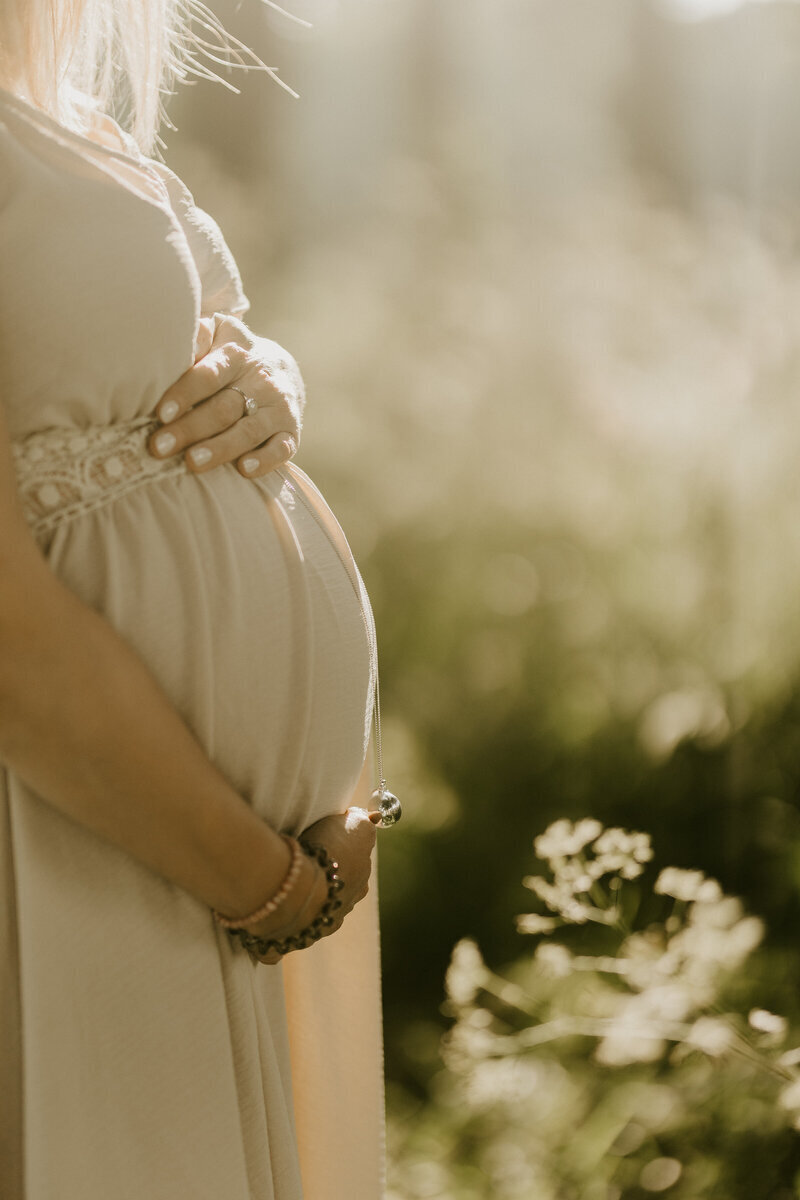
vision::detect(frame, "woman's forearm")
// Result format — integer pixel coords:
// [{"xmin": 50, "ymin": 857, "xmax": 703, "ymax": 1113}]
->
[{"xmin": 0, "ymin": 528, "xmax": 290, "ymax": 920}]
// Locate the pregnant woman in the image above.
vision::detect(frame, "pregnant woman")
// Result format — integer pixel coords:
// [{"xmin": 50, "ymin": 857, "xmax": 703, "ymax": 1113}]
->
[{"xmin": 0, "ymin": 2, "xmax": 398, "ymax": 1198}]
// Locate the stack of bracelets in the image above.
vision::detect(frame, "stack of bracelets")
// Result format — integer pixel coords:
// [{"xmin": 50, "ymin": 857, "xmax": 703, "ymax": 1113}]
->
[{"xmin": 212, "ymin": 836, "xmax": 345, "ymax": 957}]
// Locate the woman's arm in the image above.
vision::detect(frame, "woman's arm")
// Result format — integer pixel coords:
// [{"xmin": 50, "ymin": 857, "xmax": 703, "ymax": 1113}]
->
[{"xmin": 0, "ymin": 400, "xmax": 291, "ymax": 921}]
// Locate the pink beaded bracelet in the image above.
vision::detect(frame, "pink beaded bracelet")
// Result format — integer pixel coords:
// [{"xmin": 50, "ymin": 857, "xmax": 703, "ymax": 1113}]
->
[{"xmin": 212, "ymin": 835, "xmax": 305, "ymax": 930}]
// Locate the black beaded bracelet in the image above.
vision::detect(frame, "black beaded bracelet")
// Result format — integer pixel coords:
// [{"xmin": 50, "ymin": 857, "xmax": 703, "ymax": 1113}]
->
[{"xmin": 232, "ymin": 842, "xmax": 344, "ymax": 958}]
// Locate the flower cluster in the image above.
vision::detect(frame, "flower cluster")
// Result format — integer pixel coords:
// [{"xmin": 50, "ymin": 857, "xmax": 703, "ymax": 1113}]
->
[
  {"xmin": 518, "ymin": 818, "xmax": 654, "ymax": 929},
  {"xmin": 389, "ymin": 819, "xmax": 800, "ymax": 1200}
]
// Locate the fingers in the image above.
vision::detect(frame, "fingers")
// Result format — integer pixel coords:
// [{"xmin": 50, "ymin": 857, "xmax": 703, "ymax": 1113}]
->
[
  {"xmin": 155, "ymin": 342, "xmax": 250, "ymax": 424},
  {"xmin": 232, "ymin": 430, "xmax": 299, "ymax": 479},
  {"xmin": 347, "ymin": 805, "xmax": 379, "ymax": 849},
  {"xmin": 149, "ymin": 342, "xmax": 300, "ymax": 477},
  {"xmin": 148, "ymin": 386, "xmax": 248, "ymax": 463},
  {"xmin": 149, "ymin": 409, "xmax": 298, "ymax": 478},
  {"xmin": 148, "ymin": 393, "xmax": 295, "ymax": 476}
]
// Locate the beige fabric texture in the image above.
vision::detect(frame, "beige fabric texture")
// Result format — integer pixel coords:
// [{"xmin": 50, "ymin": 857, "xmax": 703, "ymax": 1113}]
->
[{"xmin": 0, "ymin": 88, "xmax": 385, "ymax": 1200}]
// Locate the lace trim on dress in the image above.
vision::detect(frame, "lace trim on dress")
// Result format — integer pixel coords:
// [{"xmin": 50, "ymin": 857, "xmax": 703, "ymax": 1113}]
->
[{"xmin": 11, "ymin": 418, "xmax": 189, "ymax": 540}]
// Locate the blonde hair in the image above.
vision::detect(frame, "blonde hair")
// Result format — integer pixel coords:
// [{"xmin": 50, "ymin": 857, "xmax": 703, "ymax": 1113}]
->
[{"xmin": 0, "ymin": 0, "xmax": 305, "ymax": 154}]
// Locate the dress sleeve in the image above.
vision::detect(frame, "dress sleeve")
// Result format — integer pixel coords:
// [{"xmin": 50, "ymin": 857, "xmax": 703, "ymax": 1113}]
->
[
  {"xmin": 87, "ymin": 111, "xmax": 251, "ymax": 320},
  {"xmin": 144, "ymin": 160, "xmax": 251, "ymax": 321}
]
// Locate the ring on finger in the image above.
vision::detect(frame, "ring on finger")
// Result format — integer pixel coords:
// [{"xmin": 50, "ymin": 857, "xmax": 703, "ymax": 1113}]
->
[{"xmin": 225, "ymin": 385, "xmax": 258, "ymax": 419}]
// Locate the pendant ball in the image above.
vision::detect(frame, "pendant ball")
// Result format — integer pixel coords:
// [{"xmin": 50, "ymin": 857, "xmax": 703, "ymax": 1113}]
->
[{"xmin": 371, "ymin": 788, "xmax": 402, "ymax": 827}]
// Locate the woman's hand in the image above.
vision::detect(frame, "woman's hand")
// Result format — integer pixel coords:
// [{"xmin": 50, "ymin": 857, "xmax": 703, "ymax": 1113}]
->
[
  {"xmin": 247, "ymin": 807, "xmax": 379, "ymax": 965},
  {"xmin": 147, "ymin": 313, "xmax": 306, "ymax": 479}
]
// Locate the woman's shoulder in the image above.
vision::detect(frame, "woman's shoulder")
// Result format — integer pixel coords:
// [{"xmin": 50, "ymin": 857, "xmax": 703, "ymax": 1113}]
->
[
  {"xmin": 143, "ymin": 158, "xmax": 250, "ymax": 319},
  {"xmin": 0, "ymin": 87, "xmax": 149, "ymax": 180},
  {"xmin": 76, "ymin": 102, "xmax": 250, "ymax": 318},
  {"xmin": 0, "ymin": 89, "xmax": 249, "ymax": 319}
]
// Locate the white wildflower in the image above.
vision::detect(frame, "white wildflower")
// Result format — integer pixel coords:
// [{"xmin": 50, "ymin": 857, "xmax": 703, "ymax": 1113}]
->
[
  {"xmin": 465, "ymin": 1057, "xmax": 541, "ymax": 1108},
  {"xmin": 554, "ymin": 859, "xmax": 595, "ymax": 892},
  {"xmin": 689, "ymin": 895, "xmax": 743, "ymax": 930},
  {"xmin": 445, "ymin": 1019, "xmax": 497, "ymax": 1063},
  {"xmin": 534, "ymin": 817, "xmax": 603, "ymax": 861},
  {"xmin": 596, "ymin": 1028, "xmax": 666, "ymax": 1066},
  {"xmin": 534, "ymin": 942, "xmax": 573, "ymax": 978},
  {"xmin": 466, "ymin": 1007, "xmax": 493, "ymax": 1029},
  {"xmin": 640, "ymin": 983, "xmax": 693, "ymax": 1023},
  {"xmin": 591, "ymin": 827, "xmax": 653, "ymax": 878},
  {"xmin": 749, "ymin": 1009, "xmax": 788, "ymax": 1038},
  {"xmin": 516, "ymin": 913, "xmax": 558, "ymax": 935},
  {"xmin": 560, "ymin": 897, "xmax": 603, "ymax": 924},
  {"xmin": 666, "ymin": 908, "xmax": 763, "ymax": 994},
  {"xmin": 596, "ymin": 986, "xmax": 689, "ymax": 1065},
  {"xmin": 696, "ymin": 878, "xmax": 723, "ymax": 903},
  {"xmin": 630, "ymin": 833, "xmax": 655, "ymax": 864},
  {"xmin": 593, "ymin": 828, "xmax": 636, "ymax": 855},
  {"xmin": 654, "ymin": 867, "xmax": 708, "ymax": 903},
  {"xmin": 623, "ymin": 931, "xmax": 671, "ymax": 990},
  {"xmin": 523, "ymin": 876, "xmax": 606, "ymax": 923},
  {"xmin": 726, "ymin": 916, "xmax": 765, "ymax": 958},
  {"xmin": 619, "ymin": 985, "xmax": 692, "ymax": 1030},
  {"xmin": 446, "ymin": 938, "xmax": 489, "ymax": 1007},
  {"xmin": 686, "ymin": 1017, "xmax": 733, "ymax": 1057}
]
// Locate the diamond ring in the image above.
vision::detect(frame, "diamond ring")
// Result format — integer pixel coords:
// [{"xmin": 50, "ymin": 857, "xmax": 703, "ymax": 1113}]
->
[{"xmin": 226, "ymin": 386, "xmax": 258, "ymax": 418}]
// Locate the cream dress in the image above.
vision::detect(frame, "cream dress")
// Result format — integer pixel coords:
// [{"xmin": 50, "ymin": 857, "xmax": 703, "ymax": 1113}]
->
[{"xmin": 0, "ymin": 89, "xmax": 385, "ymax": 1200}]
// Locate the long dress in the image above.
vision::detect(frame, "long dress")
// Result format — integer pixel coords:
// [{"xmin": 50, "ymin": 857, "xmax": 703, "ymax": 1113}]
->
[{"xmin": 0, "ymin": 88, "xmax": 385, "ymax": 1200}]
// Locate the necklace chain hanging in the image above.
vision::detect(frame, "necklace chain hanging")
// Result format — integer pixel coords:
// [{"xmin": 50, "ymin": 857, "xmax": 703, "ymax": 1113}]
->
[
  {"xmin": 370, "ymin": 646, "xmax": 402, "ymax": 828},
  {"xmin": 285, "ymin": 468, "xmax": 400, "ymax": 827}
]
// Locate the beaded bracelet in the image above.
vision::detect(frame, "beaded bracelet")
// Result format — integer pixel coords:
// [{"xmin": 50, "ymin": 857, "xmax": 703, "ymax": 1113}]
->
[
  {"xmin": 233, "ymin": 842, "xmax": 344, "ymax": 958},
  {"xmin": 212, "ymin": 834, "xmax": 304, "ymax": 930}
]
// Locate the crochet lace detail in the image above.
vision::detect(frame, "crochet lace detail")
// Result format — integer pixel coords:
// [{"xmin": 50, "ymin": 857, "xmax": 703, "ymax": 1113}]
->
[{"xmin": 11, "ymin": 417, "xmax": 189, "ymax": 540}]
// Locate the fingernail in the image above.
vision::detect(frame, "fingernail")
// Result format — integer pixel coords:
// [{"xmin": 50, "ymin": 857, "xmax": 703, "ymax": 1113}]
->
[
  {"xmin": 241, "ymin": 457, "xmax": 259, "ymax": 475},
  {"xmin": 188, "ymin": 446, "xmax": 212, "ymax": 467},
  {"xmin": 159, "ymin": 399, "xmax": 179, "ymax": 423},
  {"xmin": 154, "ymin": 431, "xmax": 176, "ymax": 456}
]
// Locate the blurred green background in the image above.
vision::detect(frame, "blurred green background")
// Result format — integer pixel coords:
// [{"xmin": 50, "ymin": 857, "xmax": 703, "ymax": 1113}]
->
[{"xmin": 166, "ymin": 1, "xmax": 800, "ymax": 1193}]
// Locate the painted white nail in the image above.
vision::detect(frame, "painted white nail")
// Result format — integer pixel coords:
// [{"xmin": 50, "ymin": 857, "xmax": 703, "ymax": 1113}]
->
[
  {"xmin": 154, "ymin": 431, "xmax": 176, "ymax": 456},
  {"xmin": 242, "ymin": 457, "xmax": 260, "ymax": 475},
  {"xmin": 159, "ymin": 399, "xmax": 179, "ymax": 423},
  {"xmin": 188, "ymin": 446, "xmax": 212, "ymax": 466}
]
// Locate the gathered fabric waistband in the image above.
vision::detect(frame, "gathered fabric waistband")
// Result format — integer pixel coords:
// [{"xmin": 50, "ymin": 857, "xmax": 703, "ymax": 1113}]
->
[
  {"xmin": 11, "ymin": 413, "xmax": 379, "ymax": 704},
  {"xmin": 11, "ymin": 417, "xmax": 190, "ymax": 540},
  {"xmin": 10, "ymin": 415, "xmax": 369, "ymax": 611}
]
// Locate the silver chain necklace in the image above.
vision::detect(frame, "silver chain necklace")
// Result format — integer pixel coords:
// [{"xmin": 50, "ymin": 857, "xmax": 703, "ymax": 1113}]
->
[
  {"xmin": 368, "ymin": 633, "xmax": 402, "ymax": 828},
  {"xmin": 283, "ymin": 465, "xmax": 401, "ymax": 829}
]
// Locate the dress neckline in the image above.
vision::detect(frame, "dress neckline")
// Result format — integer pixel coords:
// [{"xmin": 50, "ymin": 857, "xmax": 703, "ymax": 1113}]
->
[{"xmin": 0, "ymin": 85, "xmax": 159, "ymax": 177}]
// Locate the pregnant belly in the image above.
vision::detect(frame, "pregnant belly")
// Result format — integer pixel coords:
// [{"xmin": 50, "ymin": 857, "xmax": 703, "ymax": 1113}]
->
[{"xmin": 40, "ymin": 451, "xmax": 375, "ymax": 836}]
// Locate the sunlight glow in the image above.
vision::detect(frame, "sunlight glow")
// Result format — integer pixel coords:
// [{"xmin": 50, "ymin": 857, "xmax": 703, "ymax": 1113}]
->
[{"xmin": 658, "ymin": 0, "xmax": 783, "ymax": 21}]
